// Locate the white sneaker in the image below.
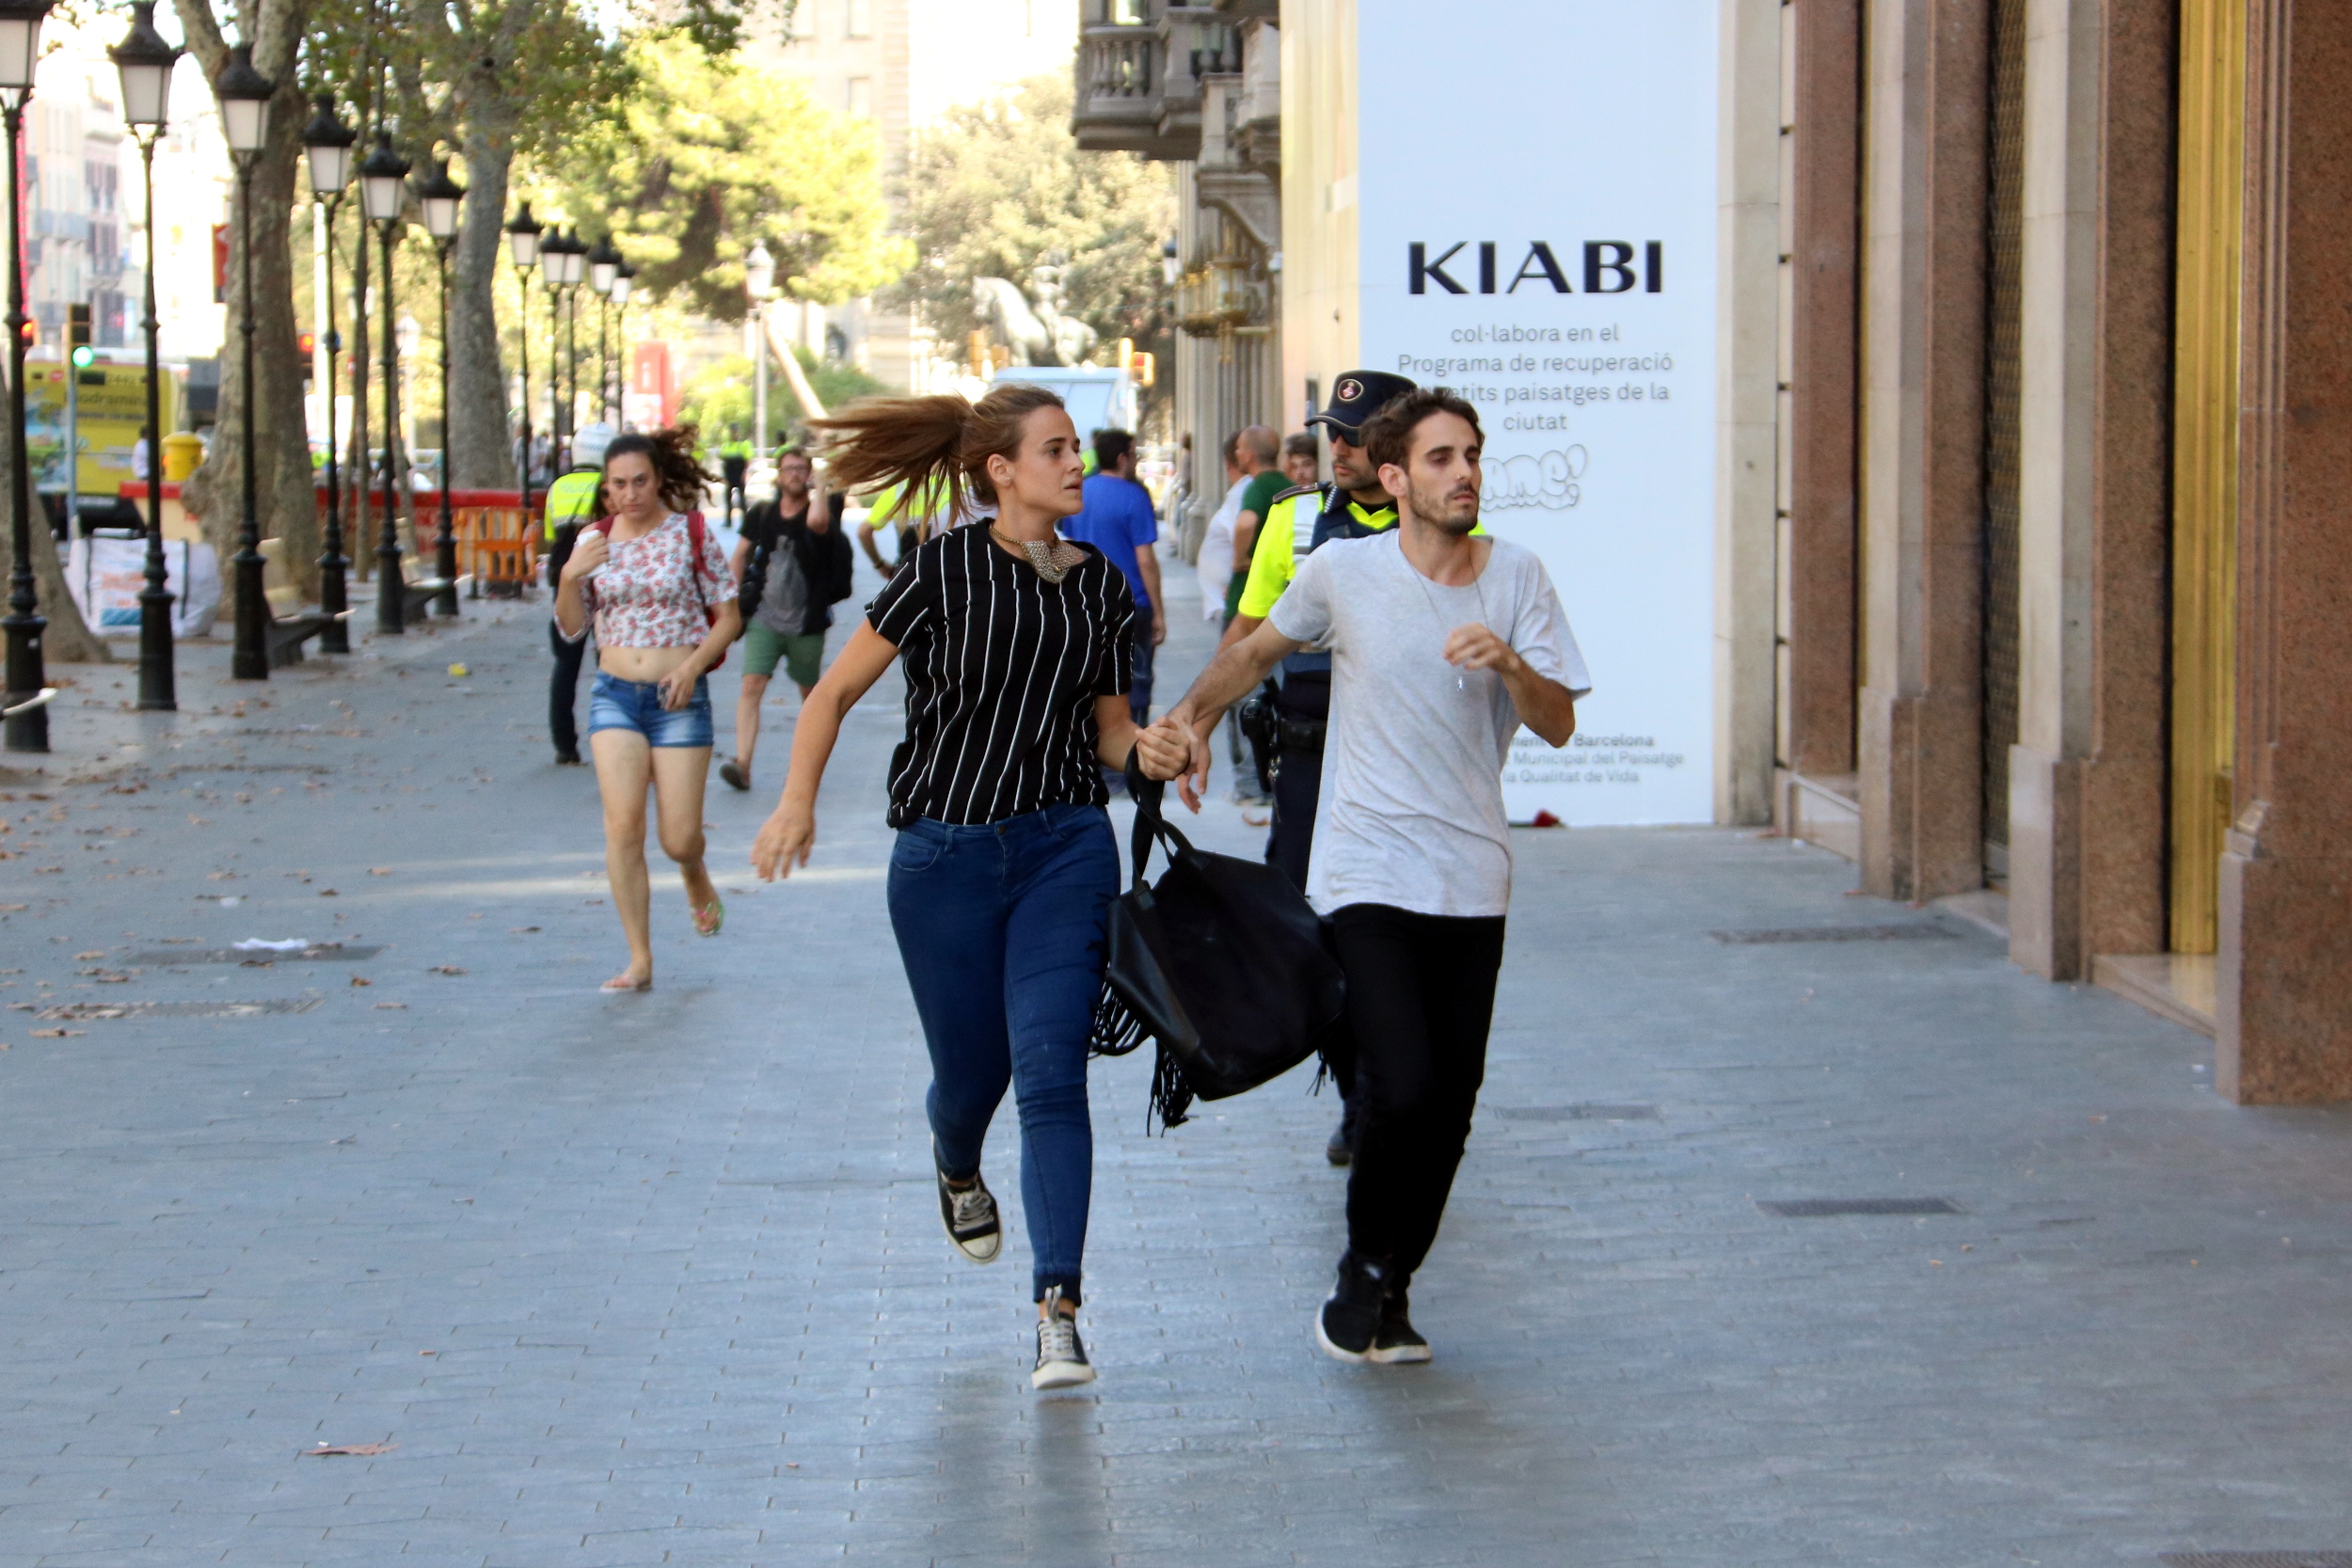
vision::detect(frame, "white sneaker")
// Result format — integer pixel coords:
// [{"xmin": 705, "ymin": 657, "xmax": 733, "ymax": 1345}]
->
[{"xmin": 1031, "ymin": 1288, "xmax": 1096, "ymax": 1389}]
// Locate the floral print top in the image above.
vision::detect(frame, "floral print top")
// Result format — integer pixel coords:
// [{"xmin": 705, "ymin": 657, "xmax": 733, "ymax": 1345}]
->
[{"xmin": 561, "ymin": 513, "xmax": 735, "ymax": 649}]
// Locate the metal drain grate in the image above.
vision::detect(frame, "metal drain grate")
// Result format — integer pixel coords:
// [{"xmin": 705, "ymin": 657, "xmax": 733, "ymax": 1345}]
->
[
  {"xmin": 127, "ymin": 945, "xmax": 382, "ymax": 965},
  {"xmin": 1492, "ymin": 1104, "xmax": 1662, "ymax": 1122},
  {"xmin": 2162, "ymin": 1556, "xmax": 2352, "ymax": 1567},
  {"xmin": 1710, "ymin": 925, "xmax": 1955, "ymax": 944},
  {"xmin": 1758, "ymin": 1197, "xmax": 1963, "ymax": 1217},
  {"xmin": 38, "ymin": 998, "xmax": 323, "ymax": 1021}
]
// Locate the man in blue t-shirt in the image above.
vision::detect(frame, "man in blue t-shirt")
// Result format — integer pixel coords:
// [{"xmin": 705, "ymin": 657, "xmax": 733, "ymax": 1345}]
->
[{"xmin": 1063, "ymin": 429, "xmax": 1165, "ymax": 724}]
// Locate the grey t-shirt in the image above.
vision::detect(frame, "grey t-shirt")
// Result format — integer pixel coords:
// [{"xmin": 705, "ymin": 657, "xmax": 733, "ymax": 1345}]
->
[
  {"xmin": 755, "ymin": 540, "xmax": 810, "ymax": 636},
  {"xmin": 1269, "ymin": 531, "xmax": 1591, "ymax": 919}
]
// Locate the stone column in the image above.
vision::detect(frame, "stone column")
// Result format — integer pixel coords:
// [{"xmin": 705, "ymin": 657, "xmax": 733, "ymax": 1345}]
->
[
  {"xmin": 1785, "ymin": 0, "xmax": 1864, "ymax": 783},
  {"xmin": 2006, "ymin": 0, "xmax": 2175, "ymax": 979},
  {"xmin": 1856, "ymin": 0, "xmax": 1991, "ymax": 901},
  {"xmin": 1716, "ymin": 0, "xmax": 1784, "ymax": 826},
  {"xmin": 2219, "ymin": 0, "xmax": 2352, "ymax": 1101}
]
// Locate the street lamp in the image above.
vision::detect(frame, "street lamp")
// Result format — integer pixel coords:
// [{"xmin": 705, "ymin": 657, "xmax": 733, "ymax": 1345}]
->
[
  {"xmin": 109, "ymin": 0, "xmax": 181, "ymax": 709},
  {"xmin": 503, "ymin": 201, "xmax": 541, "ymax": 517},
  {"xmin": 537, "ymin": 227, "xmax": 578, "ymax": 470},
  {"xmin": 417, "ymin": 156, "xmax": 464, "ymax": 616},
  {"xmin": 300, "ymin": 92, "xmax": 356, "ymax": 654},
  {"xmin": 611, "ymin": 260, "xmax": 635, "ymax": 429},
  {"xmin": 588, "ymin": 233, "xmax": 619, "ymax": 434},
  {"xmin": 0, "ymin": 0, "xmax": 54, "ymax": 749},
  {"xmin": 358, "ymin": 132, "xmax": 410, "ymax": 634},
  {"xmin": 213, "ymin": 41, "xmax": 274, "ymax": 682},
  {"xmin": 745, "ymin": 241, "xmax": 774, "ymax": 457},
  {"xmin": 1161, "ymin": 237, "xmax": 1179, "ymax": 287}
]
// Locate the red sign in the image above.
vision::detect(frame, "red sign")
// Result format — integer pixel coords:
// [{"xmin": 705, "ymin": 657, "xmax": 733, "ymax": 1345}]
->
[{"xmin": 211, "ymin": 223, "xmax": 229, "ymax": 304}]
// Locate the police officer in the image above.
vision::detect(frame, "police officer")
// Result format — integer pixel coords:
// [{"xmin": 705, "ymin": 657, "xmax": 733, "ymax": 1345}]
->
[
  {"xmin": 541, "ymin": 421, "xmax": 615, "ymax": 767},
  {"xmin": 1218, "ymin": 371, "xmax": 1413, "ymax": 1165}
]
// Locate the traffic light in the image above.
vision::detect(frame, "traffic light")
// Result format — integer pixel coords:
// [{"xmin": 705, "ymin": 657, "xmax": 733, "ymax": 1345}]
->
[
  {"xmin": 295, "ymin": 330, "xmax": 316, "ymax": 380},
  {"xmin": 67, "ymin": 302, "xmax": 91, "ymax": 369}
]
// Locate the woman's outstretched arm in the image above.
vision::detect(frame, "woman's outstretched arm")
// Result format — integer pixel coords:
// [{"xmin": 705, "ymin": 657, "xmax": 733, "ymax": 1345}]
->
[{"xmin": 749, "ymin": 619, "xmax": 899, "ymax": 879}]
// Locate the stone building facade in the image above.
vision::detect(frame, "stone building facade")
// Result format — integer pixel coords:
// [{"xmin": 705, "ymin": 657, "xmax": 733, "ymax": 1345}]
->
[{"xmin": 1750, "ymin": 0, "xmax": 2351, "ymax": 1096}]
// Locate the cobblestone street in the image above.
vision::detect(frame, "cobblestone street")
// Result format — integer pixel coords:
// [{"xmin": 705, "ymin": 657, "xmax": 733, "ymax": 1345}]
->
[{"xmin": 3, "ymin": 570, "xmax": 2349, "ymax": 1566}]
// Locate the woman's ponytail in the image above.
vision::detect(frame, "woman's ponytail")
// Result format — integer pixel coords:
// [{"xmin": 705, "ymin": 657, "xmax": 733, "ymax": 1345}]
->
[{"xmin": 813, "ymin": 383, "xmax": 1065, "ymax": 517}]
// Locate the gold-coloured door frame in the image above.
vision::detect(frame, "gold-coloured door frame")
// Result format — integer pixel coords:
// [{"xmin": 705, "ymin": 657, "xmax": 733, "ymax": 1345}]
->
[{"xmin": 2169, "ymin": 0, "xmax": 2244, "ymax": 955}]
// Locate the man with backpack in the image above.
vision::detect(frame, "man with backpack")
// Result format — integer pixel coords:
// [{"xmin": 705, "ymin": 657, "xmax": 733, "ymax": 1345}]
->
[{"xmin": 719, "ymin": 447, "xmax": 855, "ymax": 793}]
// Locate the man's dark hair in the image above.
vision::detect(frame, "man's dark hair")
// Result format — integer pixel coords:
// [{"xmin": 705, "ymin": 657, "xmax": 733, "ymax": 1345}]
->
[
  {"xmin": 1219, "ymin": 429, "xmax": 1242, "ymax": 468},
  {"xmin": 1093, "ymin": 428, "xmax": 1135, "ymax": 469},
  {"xmin": 1362, "ymin": 387, "xmax": 1484, "ymax": 471},
  {"xmin": 775, "ymin": 445, "xmax": 810, "ymax": 465},
  {"xmin": 1281, "ymin": 431, "xmax": 1318, "ymax": 460}
]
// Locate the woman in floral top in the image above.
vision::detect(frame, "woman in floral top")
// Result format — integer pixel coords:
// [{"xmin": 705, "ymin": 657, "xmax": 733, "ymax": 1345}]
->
[{"xmin": 553, "ymin": 428, "xmax": 739, "ymax": 990}]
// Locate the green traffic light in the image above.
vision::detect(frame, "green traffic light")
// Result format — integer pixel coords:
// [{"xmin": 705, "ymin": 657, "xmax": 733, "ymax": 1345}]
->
[{"xmin": 70, "ymin": 345, "xmax": 94, "ymax": 368}]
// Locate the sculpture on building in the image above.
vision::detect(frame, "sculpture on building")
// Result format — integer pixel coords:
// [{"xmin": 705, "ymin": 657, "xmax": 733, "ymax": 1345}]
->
[{"xmin": 972, "ymin": 261, "xmax": 1100, "ymax": 369}]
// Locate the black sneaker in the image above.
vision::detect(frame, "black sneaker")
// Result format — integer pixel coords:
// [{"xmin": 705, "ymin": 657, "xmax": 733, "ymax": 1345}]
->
[
  {"xmin": 1032, "ymin": 1287, "xmax": 1095, "ymax": 1389},
  {"xmin": 1370, "ymin": 1290, "xmax": 1432, "ymax": 1365},
  {"xmin": 1314, "ymin": 1253, "xmax": 1388, "ymax": 1363},
  {"xmin": 554, "ymin": 750, "xmax": 584, "ymax": 767},
  {"xmin": 719, "ymin": 760, "xmax": 751, "ymax": 792},
  {"xmin": 936, "ymin": 1165, "xmax": 1001, "ymax": 1264}
]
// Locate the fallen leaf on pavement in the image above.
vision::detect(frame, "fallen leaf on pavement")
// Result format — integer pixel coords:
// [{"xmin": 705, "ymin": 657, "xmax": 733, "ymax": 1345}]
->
[
  {"xmin": 373, "ymin": 1002, "xmax": 406, "ymax": 1009},
  {"xmin": 302, "ymin": 1442, "xmax": 397, "ymax": 1457},
  {"xmin": 509, "ymin": 926, "xmax": 540, "ymax": 933},
  {"xmin": 368, "ymin": 867, "xmax": 391, "ymax": 876},
  {"xmin": 349, "ymin": 975, "xmax": 372, "ymax": 987},
  {"xmin": 73, "ymin": 950, "xmax": 105, "ymax": 959},
  {"xmin": 428, "ymin": 966, "xmax": 467, "ymax": 976},
  {"xmin": 319, "ymin": 890, "xmax": 339, "ymax": 897},
  {"xmin": 29, "ymin": 1029, "xmax": 83, "ymax": 1037},
  {"xmin": 0, "ymin": 904, "xmax": 24, "ymax": 911}
]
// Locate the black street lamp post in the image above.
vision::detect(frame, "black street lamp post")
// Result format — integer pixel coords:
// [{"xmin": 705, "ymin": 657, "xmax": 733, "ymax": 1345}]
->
[
  {"xmin": 109, "ymin": 1, "xmax": 181, "ymax": 709},
  {"xmin": 503, "ymin": 203, "xmax": 541, "ymax": 520},
  {"xmin": 417, "ymin": 157, "xmax": 463, "ymax": 616},
  {"xmin": 213, "ymin": 42, "xmax": 275, "ymax": 682},
  {"xmin": 536, "ymin": 229, "xmax": 573, "ymax": 471},
  {"xmin": 358, "ymin": 132, "xmax": 409, "ymax": 634},
  {"xmin": 1, "ymin": 0, "xmax": 55, "ymax": 750},
  {"xmin": 611, "ymin": 261, "xmax": 633, "ymax": 427},
  {"xmin": 301, "ymin": 95, "xmax": 356, "ymax": 653},
  {"xmin": 588, "ymin": 234, "xmax": 619, "ymax": 431}
]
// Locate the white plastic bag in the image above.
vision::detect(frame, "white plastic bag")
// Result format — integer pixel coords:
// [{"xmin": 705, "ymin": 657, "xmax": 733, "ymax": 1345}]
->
[{"xmin": 67, "ymin": 534, "xmax": 221, "ymax": 637}]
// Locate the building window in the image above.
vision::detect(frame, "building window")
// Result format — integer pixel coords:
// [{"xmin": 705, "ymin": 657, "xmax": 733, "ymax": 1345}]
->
[
  {"xmin": 847, "ymin": 75, "xmax": 872, "ymax": 119},
  {"xmin": 845, "ymin": 0, "xmax": 870, "ymax": 37}
]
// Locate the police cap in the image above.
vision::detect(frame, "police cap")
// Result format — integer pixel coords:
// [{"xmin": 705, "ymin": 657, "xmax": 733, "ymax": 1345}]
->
[{"xmin": 1307, "ymin": 371, "xmax": 1416, "ymax": 443}]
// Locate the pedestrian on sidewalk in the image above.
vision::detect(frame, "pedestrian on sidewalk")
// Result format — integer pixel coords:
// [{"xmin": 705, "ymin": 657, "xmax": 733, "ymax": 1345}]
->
[
  {"xmin": 541, "ymin": 423, "xmax": 616, "ymax": 766},
  {"xmin": 720, "ymin": 448, "xmax": 855, "ymax": 793},
  {"xmin": 1059, "ymin": 429, "xmax": 1165, "ymax": 727},
  {"xmin": 552, "ymin": 427, "xmax": 739, "ymax": 991},
  {"xmin": 1151, "ymin": 388, "xmax": 1589, "ymax": 1365},
  {"xmin": 852, "ymin": 474, "xmax": 952, "ymax": 578},
  {"xmin": 1281, "ymin": 431, "xmax": 1320, "ymax": 487},
  {"xmin": 748, "ymin": 384, "xmax": 1180, "ymax": 1392}
]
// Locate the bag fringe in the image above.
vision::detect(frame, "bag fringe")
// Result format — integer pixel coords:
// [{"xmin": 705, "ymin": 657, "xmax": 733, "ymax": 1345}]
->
[
  {"xmin": 1088, "ymin": 981, "xmax": 1149, "ymax": 1059},
  {"xmin": 1149, "ymin": 1045, "xmax": 1196, "ymax": 1134}
]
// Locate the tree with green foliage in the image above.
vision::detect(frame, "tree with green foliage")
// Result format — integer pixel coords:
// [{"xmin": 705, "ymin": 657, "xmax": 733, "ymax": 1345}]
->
[
  {"xmin": 898, "ymin": 72, "xmax": 1174, "ymax": 371},
  {"xmin": 547, "ymin": 35, "xmax": 910, "ymax": 325}
]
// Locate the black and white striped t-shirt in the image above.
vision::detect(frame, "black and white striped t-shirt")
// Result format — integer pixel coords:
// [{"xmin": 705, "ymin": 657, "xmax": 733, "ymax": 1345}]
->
[{"xmin": 867, "ymin": 522, "xmax": 1135, "ymax": 828}]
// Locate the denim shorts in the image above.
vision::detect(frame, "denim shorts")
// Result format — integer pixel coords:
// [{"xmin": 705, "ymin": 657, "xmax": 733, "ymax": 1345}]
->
[{"xmin": 586, "ymin": 672, "xmax": 714, "ymax": 748}]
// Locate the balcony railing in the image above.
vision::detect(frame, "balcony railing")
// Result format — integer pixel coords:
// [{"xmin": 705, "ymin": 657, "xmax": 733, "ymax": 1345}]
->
[{"xmin": 1073, "ymin": 6, "xmax": 1238, "ymax": 160}]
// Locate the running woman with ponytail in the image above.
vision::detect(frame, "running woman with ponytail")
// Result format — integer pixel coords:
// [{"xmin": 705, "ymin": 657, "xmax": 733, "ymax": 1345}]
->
[
  {"xmin": 749, "ymin": 385, "xmax": 1184, "ymax": 1390},
  {"xmin": 554, "ymin": 427, "xmax": 739, "ymax": 991}
]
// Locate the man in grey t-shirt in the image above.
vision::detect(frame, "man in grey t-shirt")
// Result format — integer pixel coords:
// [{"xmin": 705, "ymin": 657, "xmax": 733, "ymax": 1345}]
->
[{"xmin": 1139, "ymin": 388, "xmax": 1588, "ymax": 1367}]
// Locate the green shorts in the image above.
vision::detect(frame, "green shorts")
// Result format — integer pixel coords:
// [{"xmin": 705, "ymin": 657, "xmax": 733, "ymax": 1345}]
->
[{"xmin": 741, "ymin": 624, "xmax": 826, "ymax": 688}]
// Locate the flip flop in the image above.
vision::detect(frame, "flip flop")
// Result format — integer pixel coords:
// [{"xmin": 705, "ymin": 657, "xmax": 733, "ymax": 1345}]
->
[
  {"xmin": 691, "ymin": 896, "xmax": 724, "ymax": 938},
  {"xmin": 602, "ymin": 973, "xmax": 653, "ymax": 992},
  {"xmin": 719, "ymin": 760, "xmax": 750, "ymax": 791}
]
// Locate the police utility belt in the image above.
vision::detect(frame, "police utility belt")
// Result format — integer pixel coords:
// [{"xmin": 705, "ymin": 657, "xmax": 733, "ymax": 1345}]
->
[{"xmin": 1279, "ymin": 716, "xmax": 1328, "ymax": 752}]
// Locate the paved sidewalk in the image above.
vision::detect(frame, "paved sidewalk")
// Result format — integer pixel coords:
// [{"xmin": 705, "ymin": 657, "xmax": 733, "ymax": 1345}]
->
[{"xmin": 3, "ymin": 558, "xmax": 2349, "ymax": 1566}]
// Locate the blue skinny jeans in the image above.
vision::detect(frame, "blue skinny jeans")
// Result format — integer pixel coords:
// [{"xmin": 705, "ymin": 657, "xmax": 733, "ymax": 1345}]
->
[{"xmin": 886, "ymin": 802, "xmax": 1119, "ymax": 1304}]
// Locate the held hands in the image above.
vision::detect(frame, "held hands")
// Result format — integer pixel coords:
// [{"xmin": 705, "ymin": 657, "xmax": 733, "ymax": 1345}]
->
[
  {"xmin": 1135, "ymin": 715, "xmax": 1210, "ymax": 813},
  {"xmin": 750, "ymin": 799, "xmax": 816, "ymax": 881},
  {"xmin": 1444, "ymin": 624, "xmax": 1521, "ymax": 678}
]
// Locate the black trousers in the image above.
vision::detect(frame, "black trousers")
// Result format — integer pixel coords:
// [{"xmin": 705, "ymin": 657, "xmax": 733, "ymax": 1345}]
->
[
  {"xmin": 548, "ymin": 621, "xmax": 587, "ymax": 757},
  {"xmin": 1329, "ymin": 903, "xmax": 1507, "ymax": 1284},
  {"xmin": 1266, "ymin": 673, "xmax": 1329, "ymax": 892}
]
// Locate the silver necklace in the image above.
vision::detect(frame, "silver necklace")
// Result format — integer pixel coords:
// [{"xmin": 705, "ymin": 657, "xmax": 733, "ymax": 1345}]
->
[{"xmin": 1406, "ymin": 544, "xmax": 1492, "ymax": 691}]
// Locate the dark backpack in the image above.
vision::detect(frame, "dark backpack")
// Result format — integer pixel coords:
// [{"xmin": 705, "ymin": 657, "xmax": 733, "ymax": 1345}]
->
[{"xmin": 1090, "ymin": 754, "xmax": 1349, "ymax": 1130}]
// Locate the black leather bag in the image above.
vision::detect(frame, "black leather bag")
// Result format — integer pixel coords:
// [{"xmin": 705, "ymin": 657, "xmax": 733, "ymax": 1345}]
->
[{"xmin": 1090, "ymin": 755, "xmax": 1348, "ymax": 1129}]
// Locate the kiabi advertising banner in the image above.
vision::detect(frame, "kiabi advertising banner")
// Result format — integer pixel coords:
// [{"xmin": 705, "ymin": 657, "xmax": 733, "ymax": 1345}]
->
[{"xmin": 1357, "ymin": 0, "xmax": 1718, "ymax": 825}]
